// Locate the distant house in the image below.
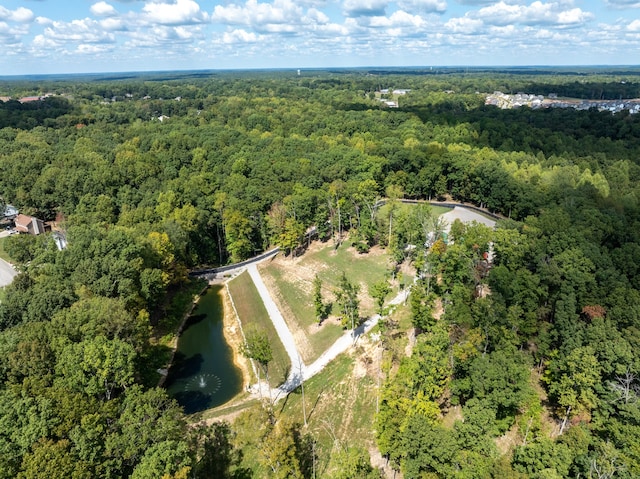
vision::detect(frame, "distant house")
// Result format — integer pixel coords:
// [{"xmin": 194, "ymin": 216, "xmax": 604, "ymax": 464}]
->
[
  {"xmin": 2, "ymin": 205, "xmax": 18, "ymax": 219},
  {"xmin": 18, "ymin": 96, "xmax": 42, "ymax": 103},
  {"xmin": 15, "ymin": 214, "xmax": 46, "ymax": 235}
]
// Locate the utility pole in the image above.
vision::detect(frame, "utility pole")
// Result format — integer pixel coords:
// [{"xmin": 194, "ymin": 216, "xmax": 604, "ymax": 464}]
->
[{"xmin": 299, "ymin": 355, "xmax": 307, "ymax": 427}]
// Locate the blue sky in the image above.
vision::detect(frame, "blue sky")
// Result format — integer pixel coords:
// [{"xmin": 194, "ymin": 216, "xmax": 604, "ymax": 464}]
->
[{"xmin": 0, "ymin": 0, "xmax": 638, "ymax": 75}]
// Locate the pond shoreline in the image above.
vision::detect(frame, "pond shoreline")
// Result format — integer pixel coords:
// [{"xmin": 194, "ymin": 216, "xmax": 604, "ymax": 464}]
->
[
  {"xmin": 157, "ymin": 282, "xmax": 209, "ymax": 389},
  {"xmin": 161, "ymin": 278, "xmax": 253, "ymax": 414},
  {"xmin": 219, "ymin": 280, "xmax": 253, "ymax": 392}
]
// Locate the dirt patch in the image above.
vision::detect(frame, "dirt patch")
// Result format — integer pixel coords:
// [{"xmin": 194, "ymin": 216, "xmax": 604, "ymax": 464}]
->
[
  {"xmin": 221, "ymin": 284, "xmax": 253, "ymax": 389},
  {"xmin": 369, "ymin": 445, "xmax": 402, "ymax": 479},
  {"xmin": 441, "ymin": 404, "xmax": 463, "ymax": 429},
  {"xmin": 432, "ymin": 297, "xmax": 444, "ymax": 321},
  {"xmin": 495, "ymin": 424, "xmax": 520, "ymax": 455}
]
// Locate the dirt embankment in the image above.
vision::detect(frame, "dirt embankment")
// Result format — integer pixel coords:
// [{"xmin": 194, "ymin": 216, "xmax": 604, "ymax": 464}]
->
[{"xmin": 220, "ymin": 283, "xmax": 253, "ymax": 390}]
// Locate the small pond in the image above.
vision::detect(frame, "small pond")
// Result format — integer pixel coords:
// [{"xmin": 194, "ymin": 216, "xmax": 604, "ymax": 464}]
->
[{"xmin": 165, "ymin": 285, "xmax": 243, "ymax": 414}]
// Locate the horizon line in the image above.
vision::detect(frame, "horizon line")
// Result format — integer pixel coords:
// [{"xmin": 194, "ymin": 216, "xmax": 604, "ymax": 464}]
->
[{"xmin": 2, "ymin": 64, "xmax": 640, "ymax": 81}]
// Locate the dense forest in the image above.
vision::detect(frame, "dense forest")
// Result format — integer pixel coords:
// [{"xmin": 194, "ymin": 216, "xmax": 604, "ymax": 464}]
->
[{"xmin": 1, "ymin": 68, "xmax": 640, "ymax": 477}]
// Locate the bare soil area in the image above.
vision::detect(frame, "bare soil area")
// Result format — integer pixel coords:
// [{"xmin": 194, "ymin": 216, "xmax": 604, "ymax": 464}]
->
[{"xmin": 221, "ymin": 283, "xmax": 253, "ymax": 389}]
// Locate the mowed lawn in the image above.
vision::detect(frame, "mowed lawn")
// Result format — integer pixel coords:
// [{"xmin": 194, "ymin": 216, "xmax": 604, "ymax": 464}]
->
[
  {"xmin": 227, "ymin": 271, "xmax": 290, "ymax": 387},
  {"xmin": 259, "ymin": 240, "xmax": 393, "ymax": 363}
]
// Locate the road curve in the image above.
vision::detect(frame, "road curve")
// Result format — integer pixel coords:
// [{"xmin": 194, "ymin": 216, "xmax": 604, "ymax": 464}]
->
[
  {"xmin": 202, "ymin": 202, "xmax": 497, "ymax": 402},
  {"xmin": 0, "ymin": 258, "xmax": 17, "ymax": 288},
  {"xmin": 190, "ymin": 200, "xmax": 501, "ymax": 281}
]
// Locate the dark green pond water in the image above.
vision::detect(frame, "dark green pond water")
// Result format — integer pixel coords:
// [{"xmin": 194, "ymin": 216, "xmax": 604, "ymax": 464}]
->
[{"xmin": 165, "ymin": 285, "xmax": 242, "ymax": 414}]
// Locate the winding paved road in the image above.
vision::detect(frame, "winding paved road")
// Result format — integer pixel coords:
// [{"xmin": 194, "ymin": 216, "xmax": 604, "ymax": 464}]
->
[
  {"xmin": 247, "ymin": 263, "xmax": 412, "ymax": 401},
  {"xmin": 219, "ymin": 204, "xmax": 497, "ymax": 402}
]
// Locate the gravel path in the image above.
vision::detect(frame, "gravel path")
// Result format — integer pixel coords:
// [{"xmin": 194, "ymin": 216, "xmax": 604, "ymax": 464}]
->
[
  {"xmin": 244, "ymin": 205, "xmax": 492, "ymax": 402},
  {"xmin": 247, "ymin": 264, "xmax": 306, "ymax": 399},
  {"xmin": 248, "ymin": 262, "xmax": 411, "ymax": 401}
]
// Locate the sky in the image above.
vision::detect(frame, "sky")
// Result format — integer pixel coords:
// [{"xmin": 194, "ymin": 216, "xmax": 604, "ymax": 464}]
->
[{"xmin": 0, "ymin": 0, "xmax": 639, "ymax": 75}]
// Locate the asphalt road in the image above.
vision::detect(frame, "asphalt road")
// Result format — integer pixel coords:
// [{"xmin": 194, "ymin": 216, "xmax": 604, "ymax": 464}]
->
[
  {"xmin": 441, "ymin": 206, "xmax": 497, "ymax": 232},
  {"xmin": 242, "ymin": 205, "xmax": 497, "ymax": 401},
  {"xmin": 0, "ymin": 258, "xmax": 17, "ymax": 287}
]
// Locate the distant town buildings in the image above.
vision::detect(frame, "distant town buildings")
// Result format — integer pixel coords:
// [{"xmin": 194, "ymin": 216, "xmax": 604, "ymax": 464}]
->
[
  {"xmin": 374, "ymin": 88, "xmax": 411, "ymax": 108},
  {"xmin": 0, "ymin": 93, "xmax": 56, "ymax": 103},
  {"xmin": 485, "ymin": 91, "xmax": 640, "ymax": 114}
]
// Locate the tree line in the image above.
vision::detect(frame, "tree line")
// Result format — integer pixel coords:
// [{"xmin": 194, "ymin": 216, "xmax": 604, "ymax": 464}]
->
[{"xmin": 0, "ymin": 69, "xmax": 639, "ymax": 477}]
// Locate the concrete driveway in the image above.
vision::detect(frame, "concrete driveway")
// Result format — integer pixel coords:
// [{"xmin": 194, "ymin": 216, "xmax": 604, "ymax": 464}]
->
[{"xmin": 441, "ymin": 206, "xmax": 497, "ymax": 232}]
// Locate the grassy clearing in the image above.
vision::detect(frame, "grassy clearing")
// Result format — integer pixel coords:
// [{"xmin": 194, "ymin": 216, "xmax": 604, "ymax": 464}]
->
[
  {"xmin": 259, "ymin": 262, "xmax": 343, "ymax": 362},
  {"xmin": 378, "ymin": 201, "xmax": 452, "ymax": 224},
  {"xmin": 0, "ymin": 237, "xmax": 13, "ymax": 263},
  {"xmin": 231, "ymin": 348, "xmax": 379, "ymax": 478},
  {"xmin": 431, "ymin": 204, "xmax": 454, "ymax": 216},
  {"xmin": 277, "ymin": 346, "xmax": 379, "ymax": 477},
  {"xmin": 309, "ymin": 243, "xmax": 391, "ymax": 316},
  {"xmin": 227, "ymin": 270, "xmax": 290, "ymax": 387},
  {"xmin": 259, "ymin": 241, "xmax": 392, "ymax": 363},
  {"xmin": 254, "ymin": 202, "xmax": 449, "ymax": 364}
]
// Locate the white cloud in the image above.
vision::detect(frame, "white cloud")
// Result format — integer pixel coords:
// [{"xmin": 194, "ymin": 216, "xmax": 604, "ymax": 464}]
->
[
  {"xmin": 556, "ymin": 8, "xmax": 591, "ymax": 25},
  {"xmin": 213, "ymin": 0, "xmax": 305, "ymax": 26},
  {"xmin": 367, "ymin": 11, "xmax": 427, "ymax": 27},
  {"xmin": 143, "ymin": 0, "xmax": 209, "ymax": 25},
  {"xmin": 212, "ymin": 0, "xmax": 330, "ymax": 35},
  {"xmin": 475, "ymin": 1, "xmax": 593, "ymax": 27},
  {"xmin": 398, "ymin": 0, "xmax": 447, "ymax": 14},
  {"xmin": 174, "ymin": 26, "xmax": 194, "ymax": 39},
  {"xmin": 76, "ymin": 43, "xmax": 114, "ymax": 54},
  {"xmin": 629, "ymin": 19, "xmax": 640, "ymax": 30},
  {"xmin": 445, "ymin": 16, "xmax": 483, "ymax": 33},
  {"xmin": 91, "ymin": 2, "xmax": 118, "ymax": 17},
  {"xmin": 100, "ymin": 17, "xmax": 126, "ymax": 31},
  {"xmin": 212, "ymin": 0, "xmax": 310, "ymax": 27},
  {"xmin": 126, "ymin": 24, "xmax": 204, "ymax": 48},
  {"xmin": 212, "ymin": 4, "xmax": 246, "ymax": 24},
  {"xmin": 0, "ymin": 20, "xmax": 29, "ymax": 46},
  {"xmin": 312, "ymin": 22, "xmax": 351, "ymax": 36},
  {"xmin": 39, "ymin": 18, "xmax": 116, "ymax": 46},
  {"xmin": 305, "ymin": 8, "xmax": 330, "ymax": 24},
  {"xmin": 33, "ymin": 34, "xmax": 60, "ymax": 49},
  {"xmin": 343, "ymin": 0, "xmax": 389, "ymax": 17},
  {"xmin": 0, "ymin": 6, "xmax": 34, "ymax": 23},
  {"xmin": 605, "ymin": 0, "xmax": 640, "ymax": 8},
  {"xmin": 222, "ymin": 28, "xmax": 261, "ymax": 43}
]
